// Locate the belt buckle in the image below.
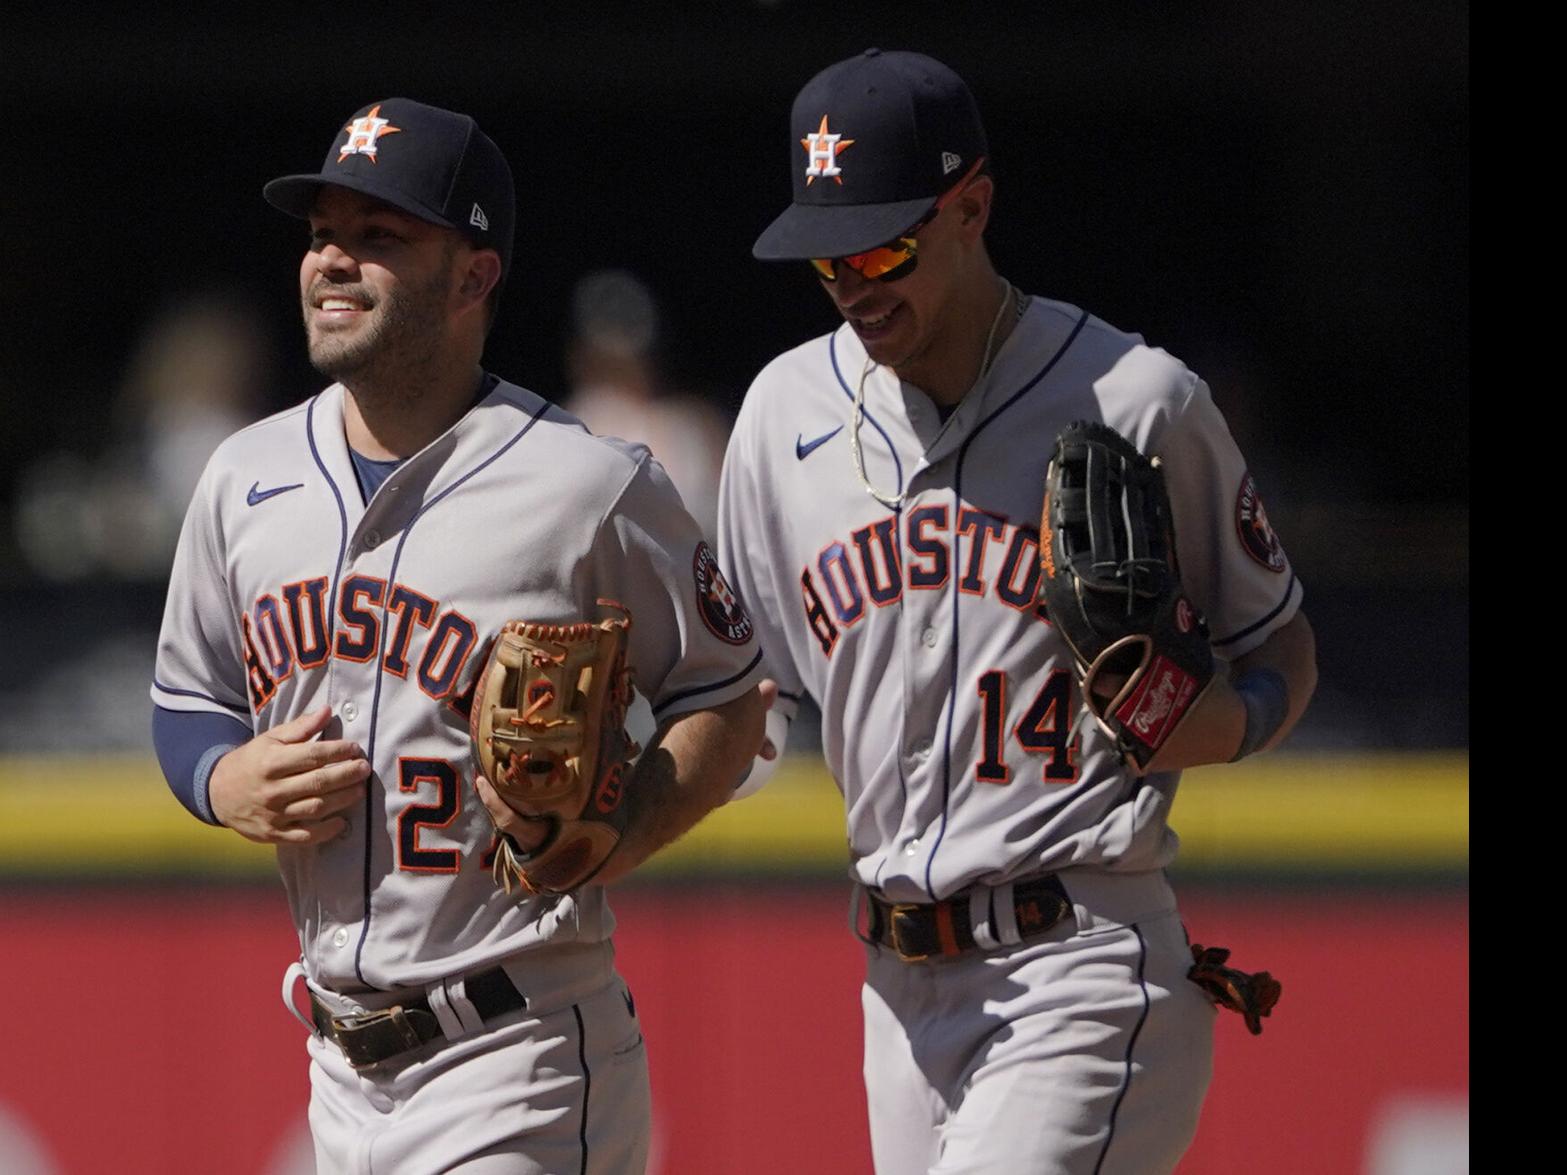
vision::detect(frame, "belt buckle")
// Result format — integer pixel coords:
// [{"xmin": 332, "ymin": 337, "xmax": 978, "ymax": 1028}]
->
[
  {"xmin": 888, "ymin": 903, "xmax": 933, "ymax": 963},
  {"xmin": 331, "ymin": 1005, "xmax": 424, "ymax": 1072}
]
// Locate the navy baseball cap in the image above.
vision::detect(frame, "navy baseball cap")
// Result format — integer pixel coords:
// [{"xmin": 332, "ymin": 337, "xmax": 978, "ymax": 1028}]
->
[
  {"xmin": 264, "ymin": 98, "xmax": 516, "ymax": 278},
  {"xmin": 753, "ymin": 49, "xmax": 989, "ymax": 261}
]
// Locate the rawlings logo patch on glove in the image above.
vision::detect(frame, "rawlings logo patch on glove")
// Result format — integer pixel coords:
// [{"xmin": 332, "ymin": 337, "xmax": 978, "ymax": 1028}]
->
[{"xmin": 469, "ymin": 602, "xmax": 639, "ymax": 897}]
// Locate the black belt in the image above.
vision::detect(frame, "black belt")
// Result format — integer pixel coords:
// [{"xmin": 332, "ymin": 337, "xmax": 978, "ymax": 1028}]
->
[
  {"xmin": 865, "ymin": 874, "xmax": 1073, "ymax": 962},
  {"xmin": 309, "ymin": 967, "xmax": 526, "ymax": 1071}
]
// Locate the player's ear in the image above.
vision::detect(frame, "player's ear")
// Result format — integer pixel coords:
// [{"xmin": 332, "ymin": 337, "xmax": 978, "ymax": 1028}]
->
[
  {"xmin": 457, "ymin": 249, "xmax": 503, "ymax": 312},
  {"xmin": 954, "ymin": 175, "xmax": 994, "ymax": 237}
]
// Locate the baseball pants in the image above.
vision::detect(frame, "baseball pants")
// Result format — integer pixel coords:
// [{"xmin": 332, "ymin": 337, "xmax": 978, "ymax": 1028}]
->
[
  {"xmin": 861, "ymin": 877, "xmax": 1216, "ymax": 1174},
  {"xmin": 305, "ymin": 976, "xmax": 650, "ymax": 1174}
]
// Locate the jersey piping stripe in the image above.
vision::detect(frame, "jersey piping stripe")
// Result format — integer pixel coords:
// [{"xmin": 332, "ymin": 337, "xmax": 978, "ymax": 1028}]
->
[
  {"xmin": 149, "ymin": 680, "xmax": 252, "ymax": 720},
  {"xmin": 652, "ymin": 648, "xmax": 764, "ymax": 717},
  {"xmin": 1212, "ymin": 570, "xmax": 1299, "ymax": 648},
  {"xmin": 304, "ymin": 393, "xmax": 353, "ymax": 660},
  {"xmin": 969, "ymin": 310, "xmax": 1092, "ymax": 436},
  {"xmin": 1092, "ymin": 922, "xmax": 1151, "ymax": 1174},
  {"xmin": 924, "ymin": 309, "xmax": 1091, "ymax": 899},
  {"xmin": 303, "ymin": 392, "xmax": 360, "ymax": 979},
  {"xmin": 572, "ymin": 1002, "xmax": 591, "ymax": 1175},
  {"xmin": 352, "ymin": 395, "xmax": 552, "ymax": 987},
  {"xmin": 828, "ymin": 332, "xmax": 905, "ymax": 508}
]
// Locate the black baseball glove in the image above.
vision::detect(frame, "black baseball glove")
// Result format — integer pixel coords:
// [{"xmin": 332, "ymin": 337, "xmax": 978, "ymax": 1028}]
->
[
  {"xmin": 1038, "ymin": 421, "xmax": 1215, "ymax": 770},
  {"xmin": 1189, "ymin": 943, "xmax": 1282, "ymax": 1035}
]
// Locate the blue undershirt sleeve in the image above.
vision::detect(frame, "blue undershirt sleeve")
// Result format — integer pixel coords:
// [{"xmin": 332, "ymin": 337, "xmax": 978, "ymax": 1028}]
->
[{"xmin": 151, "ymin": 705, "xmax": 254, "ymax": 826}]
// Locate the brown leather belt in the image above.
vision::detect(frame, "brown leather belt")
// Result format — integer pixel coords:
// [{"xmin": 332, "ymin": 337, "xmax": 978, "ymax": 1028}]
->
[
  {"xmin": 309, "ymin": 967, "xmax": 526, "ymax": 1071},
  {"xmin": 865, "ymin": 874, "xmax": 1073, "ymax": 962}
]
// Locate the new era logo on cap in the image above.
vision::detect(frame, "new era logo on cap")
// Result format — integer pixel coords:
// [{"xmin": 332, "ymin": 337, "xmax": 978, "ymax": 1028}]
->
[
  {"xmin": 942, "ymin": 151, "xmax": 962, "ymax": 175},
  {"xmin": 470, "ymin": 204, "xmax": 489, "ymax": 231}
]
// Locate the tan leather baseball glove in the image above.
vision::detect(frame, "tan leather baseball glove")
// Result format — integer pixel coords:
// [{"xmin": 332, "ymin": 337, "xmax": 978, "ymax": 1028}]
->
[{"xmin": 469, "ymin": 603, "xmax": 639, "ymax": 897}]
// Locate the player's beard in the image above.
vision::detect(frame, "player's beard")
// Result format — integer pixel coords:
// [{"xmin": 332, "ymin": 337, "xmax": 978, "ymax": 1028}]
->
[{"xmin": 304, "ymin": 246, "xmax": 455, "ymax": 398}]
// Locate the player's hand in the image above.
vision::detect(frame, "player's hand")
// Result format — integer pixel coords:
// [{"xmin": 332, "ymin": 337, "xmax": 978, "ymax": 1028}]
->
[
  {"xmin": 757, "ymin": 678, "xmax": 780, "ymax": 762},
  {"xmin": 472, "ymin": 773, "xmax": 553, "ymax": 853},
  {"xmin": 208, "ymin": 705, "xmax": 371, "ymax": 844},
  {"xmin": 1138, "ymin": 678, "xmax": 1246, "ymax": 775}
]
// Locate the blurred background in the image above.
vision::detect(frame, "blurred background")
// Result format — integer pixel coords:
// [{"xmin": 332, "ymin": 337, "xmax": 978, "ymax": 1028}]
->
[{"xmin": 1, "ymin": 3, "xmax": 1466, "ymax": 1173}]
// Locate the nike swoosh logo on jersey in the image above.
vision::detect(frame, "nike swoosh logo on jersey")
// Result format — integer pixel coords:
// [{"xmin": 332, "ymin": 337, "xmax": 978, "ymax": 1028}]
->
[
  {"xmin": 795, "ymin": 426, "xmax": 843, "ymax": 460},
  {"xmin": 246, "ymin": 481, "xmax": 304, "ymax": 507}
]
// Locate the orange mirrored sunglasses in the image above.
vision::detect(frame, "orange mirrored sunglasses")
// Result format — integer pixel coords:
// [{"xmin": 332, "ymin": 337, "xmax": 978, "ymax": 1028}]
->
[{"xmin": 810, "ymin": 157, "xmax": 986, "ymax": 283}]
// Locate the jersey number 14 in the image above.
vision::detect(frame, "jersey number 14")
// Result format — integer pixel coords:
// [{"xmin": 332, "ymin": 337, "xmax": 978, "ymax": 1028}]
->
[{"xmin": 975, "ymin": 669, "xmax": 1080, "ymax": 785}]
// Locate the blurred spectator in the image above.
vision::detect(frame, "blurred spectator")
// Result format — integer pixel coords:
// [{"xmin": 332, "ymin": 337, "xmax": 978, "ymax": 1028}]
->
[
  {"xmin": 12, "ymin": 291, "xmax": 271, "ymax": 581},
  {"xmin": 561, "ymin": 269, "xmax": 729, "ymax": 538},
  {"xmin": 2, "ymin": 292, "xmax": 273, "ymax": 750}
]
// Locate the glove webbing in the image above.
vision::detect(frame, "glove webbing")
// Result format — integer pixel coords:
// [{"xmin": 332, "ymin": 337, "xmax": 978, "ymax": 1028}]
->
[{"xmin": 1081, "ymin": 444, "xmax": 1166, "ymax": 612}]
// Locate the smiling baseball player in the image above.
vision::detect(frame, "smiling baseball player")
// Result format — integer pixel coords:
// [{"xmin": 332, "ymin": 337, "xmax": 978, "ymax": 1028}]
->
[
  {"xmin": 720, "ymin": 50, "xmax": 1318, "ymax": 1173},
  {"xmin": 149, "ymin": 97, "xmax": 765, "ymax": 1173}
]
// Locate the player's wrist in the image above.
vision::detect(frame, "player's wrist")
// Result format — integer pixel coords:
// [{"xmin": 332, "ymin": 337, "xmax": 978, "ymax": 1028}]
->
[
  {"xmin": 1229, "ymin": 668, "xmax": 1290, "ymax": 761},
  {"xmin": 205, "ymin": 748, "xmax": 241, "ymax": 826},
  {"xmin": 194, "ymin": 742, "xmax": 242, "ymax": 826}
]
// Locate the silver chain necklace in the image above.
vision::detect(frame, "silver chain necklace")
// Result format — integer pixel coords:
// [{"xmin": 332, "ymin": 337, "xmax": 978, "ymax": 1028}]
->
[{"xmin": 849, "ymin": 280, "xmax": 1019, "ymax": 510}]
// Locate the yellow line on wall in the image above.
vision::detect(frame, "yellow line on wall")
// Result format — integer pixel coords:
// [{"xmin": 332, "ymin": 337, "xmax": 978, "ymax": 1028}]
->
[{"xmin": 0, "ymin": 752, "xmax": 1467, "ymax": 878}]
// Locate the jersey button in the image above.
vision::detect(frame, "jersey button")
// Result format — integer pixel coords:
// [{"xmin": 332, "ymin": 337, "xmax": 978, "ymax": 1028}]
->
[
  {"xmin": 363, "ymin": 529, "xmax": 382, "ymax": 549},
  {"xmin": 921, "ymin": 628, "xmax": 938, "ymax": 648},
  {"xmin": 341, "ymin": 701, "xmax": 359, "ymax": 722},
  {"xmin": 331, "ymin": 927, "xmax": 349, "ymax": 948}
]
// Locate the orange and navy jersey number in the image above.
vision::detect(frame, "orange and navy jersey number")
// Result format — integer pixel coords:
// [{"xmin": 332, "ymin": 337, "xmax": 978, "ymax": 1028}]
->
[
  {"xmin": 397, "ymin": 758, "xmax": 462, "ymax": 873},
  {"xmin": 242, "ymin": 573, "xmax": 476, "ymax": 711},
  {"xmin": 975, "ymin": 667, "xmax": 1081, "ymax": 785}
]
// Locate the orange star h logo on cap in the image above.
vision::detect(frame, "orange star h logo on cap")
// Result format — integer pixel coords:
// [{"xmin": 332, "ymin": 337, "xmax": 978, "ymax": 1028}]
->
[
  {"xmin": 802, "ymin": 115, "xmax": 854, "ymax": 185},
  {"xmin": 338, "ymin": 104, "xmax": 402, "ymax": 163}
]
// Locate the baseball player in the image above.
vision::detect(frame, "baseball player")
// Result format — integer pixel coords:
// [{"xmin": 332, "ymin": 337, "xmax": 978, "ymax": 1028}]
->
[
  {"xmin": 149, "ymin": 97, "xmax": 766, "ymax": 1173},
  {"xmin": 720, "ymin": 50, "xmax": 1318, "ymax": 1173}
]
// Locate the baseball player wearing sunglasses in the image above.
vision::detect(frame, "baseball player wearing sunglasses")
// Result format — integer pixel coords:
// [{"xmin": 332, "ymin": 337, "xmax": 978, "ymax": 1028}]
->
[{"xmin": 720, "ymin": 49, "xmax": 1317, "ymax": 1174}]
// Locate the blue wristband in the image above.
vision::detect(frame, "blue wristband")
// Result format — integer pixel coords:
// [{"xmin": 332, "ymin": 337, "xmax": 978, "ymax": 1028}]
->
[{"xmin": 1230, "ymin": 668, "xmax": 1290, "ymax": 762}]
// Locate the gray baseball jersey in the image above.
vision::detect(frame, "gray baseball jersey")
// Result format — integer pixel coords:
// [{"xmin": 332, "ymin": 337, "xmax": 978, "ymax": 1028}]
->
[
  {"xmin": 152, "ymin": 376, "xmax": 764, "ymax": 996},
  {"xmin": 719, "ymin": 294, "xmax": 1300, "ymax": 1171},
  {"xmin": 719, "ymin": 294, "xmax": 1300, "ymax": 901}
]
